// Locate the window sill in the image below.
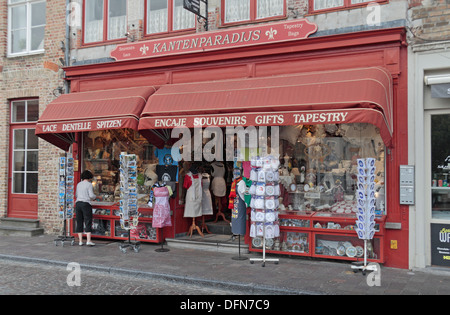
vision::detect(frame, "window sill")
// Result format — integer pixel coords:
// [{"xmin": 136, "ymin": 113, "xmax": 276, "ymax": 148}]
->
[
  {"xmin": 7, "ymin": 50, "xmax": 45, "ymax": 58},
  {"xmin": 81, "ymin": 38, "xmax": 128, "ymax": 49}
]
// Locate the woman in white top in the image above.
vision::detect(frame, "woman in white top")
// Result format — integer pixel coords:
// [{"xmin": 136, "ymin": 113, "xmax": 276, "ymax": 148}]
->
[{"xmin": 75, "ymin": 170, "xmax": 97, "ymax": 246}]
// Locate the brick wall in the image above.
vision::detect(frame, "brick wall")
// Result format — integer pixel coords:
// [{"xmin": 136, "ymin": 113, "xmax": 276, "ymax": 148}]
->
[
  {"xmin": 0, "ymin": 0, "xmax": 66, "ymax": 234},
  {"xmin": 409, "ymin": 0, "xmax": 450, "ymax": 44}
]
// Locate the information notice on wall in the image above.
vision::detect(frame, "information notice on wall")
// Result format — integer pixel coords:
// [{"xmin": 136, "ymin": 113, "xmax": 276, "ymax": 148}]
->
[{"xmin": 431, "ymin": 223, "xmax": 450, "ymax": 267}]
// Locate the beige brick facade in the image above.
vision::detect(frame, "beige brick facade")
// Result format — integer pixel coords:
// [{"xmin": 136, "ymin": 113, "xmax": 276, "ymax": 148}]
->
[{"xmin": 0, "ymin": 0, "xmax": 66, "ymax": 234}]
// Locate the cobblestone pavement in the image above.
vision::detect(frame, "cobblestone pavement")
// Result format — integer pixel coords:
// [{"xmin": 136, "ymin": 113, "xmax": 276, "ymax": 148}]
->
[{"xmin": 0, "ymin": 260, "xmax": 242, "ymax": 295}]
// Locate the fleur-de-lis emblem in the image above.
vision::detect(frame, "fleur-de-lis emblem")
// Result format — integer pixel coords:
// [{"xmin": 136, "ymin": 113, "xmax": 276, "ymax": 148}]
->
[
  {"xmin": 265, "ymin": 27, "xmax": 277, "ymax": 40},
  {"xmin": 140, "ymin": 44, "xmax": 149, "ymax": 55}
]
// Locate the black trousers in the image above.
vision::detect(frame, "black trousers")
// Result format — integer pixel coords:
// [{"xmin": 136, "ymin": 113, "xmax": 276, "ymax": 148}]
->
[{"xmin": 75, "ymin": 201, "xmax": 93, "ymax": 233}]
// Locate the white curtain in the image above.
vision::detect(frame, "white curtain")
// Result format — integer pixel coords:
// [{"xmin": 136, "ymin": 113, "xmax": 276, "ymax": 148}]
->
[
  {"xmin": 257, "ymin": 0, "xmax": 284, "ymax": 19},
  {"xmin": 173, "ymin": 2, "xmax": 195, "ymax": 31},
  {"xmin": 147, "ymin": 5, "xmax": 167, "ymax": 33},
  {"xmin": 84, "ymin": 0, "xmax": 103, "ymax": 43},
  {"xmin": 108, "ymin": 15, "xmax": 126, "ymax": 39},
  {"xmin": 314, "ymin": 0, "xmax": 343, "ymax": 10},
  {"xmin": 224, "ymin": 0, "xmax": 250, "ymax": 23},
  {"xmin": 85, "ymin": 20, "xmax": 103, "ymax": 43}
]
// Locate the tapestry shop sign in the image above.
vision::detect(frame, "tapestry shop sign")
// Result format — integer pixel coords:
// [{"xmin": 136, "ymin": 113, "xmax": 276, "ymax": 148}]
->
[{"xmin": 110, "ymin": 19, "xmax": 317, "ymax": 61}]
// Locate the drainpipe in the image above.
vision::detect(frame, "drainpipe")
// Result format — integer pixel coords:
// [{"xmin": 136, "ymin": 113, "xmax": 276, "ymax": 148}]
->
[{"xmin": 64, "ymin": 0, "xmax": 70, "ymax": 94}]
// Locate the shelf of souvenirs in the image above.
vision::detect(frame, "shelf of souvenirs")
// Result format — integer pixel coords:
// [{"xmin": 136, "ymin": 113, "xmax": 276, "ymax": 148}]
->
[
  {"xmin": 278, "ymin": 209, "xmax": 386, "ymax": 236},
  {"xmin": 249, "ymin": 231, "xmax": 385, "ymax": 262},
  {"xmin": 90, "ymin": 201, "xmax": 154, "ymax": 221}
]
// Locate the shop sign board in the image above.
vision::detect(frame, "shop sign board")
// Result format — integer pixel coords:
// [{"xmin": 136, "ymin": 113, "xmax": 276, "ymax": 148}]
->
[
  {"xmin": 110, "ymin": 19, "xmax": 317, "ymax": 61},
  {"xmin": 431, "ymin": 223, "xmax": 450, "ymax": 267},
  {"xmin": 36, "ymin": 118, "xmax": 131, "ymax": 134},
  {"xmin": 144, "ymin": 110, "xmax": 354, "ymax": 129}
]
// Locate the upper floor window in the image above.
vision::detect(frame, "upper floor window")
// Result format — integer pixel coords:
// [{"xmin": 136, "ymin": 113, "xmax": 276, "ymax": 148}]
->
[
  {"xmin": 311, "ymin": 0, "xmax": 378, "ymax": 13},
  {"xmin": 8, "ymin": 0, "xmax": 46, "ymax": 56},
  {"xmin": 11, "ymin": 99, "xmax": 39, "ymax": 123},
  {"xmin": 146, "ymin": 0, "xmax": 196, "ymax": 35},
  {"xmin": 223, "ymin": 0, "xmax": 285, "ymax": 24},
  {"xmin": 84, "ymin": 0, "xmax": 126, "ymax": 44}
]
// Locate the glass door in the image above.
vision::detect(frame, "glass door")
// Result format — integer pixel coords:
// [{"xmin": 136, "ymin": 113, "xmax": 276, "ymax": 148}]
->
[
  {"xmin": 430, "ymin": 113, "xmax": 450, "ymax": 220},
  {"xmin": 428, "ymin": 110, "xmax": 450, "ymax": 267}
]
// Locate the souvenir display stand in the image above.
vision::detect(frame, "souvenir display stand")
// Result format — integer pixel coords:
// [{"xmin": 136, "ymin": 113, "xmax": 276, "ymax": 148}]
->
[
  {"xmin": 351, "ymin": 158, "xmax": 379, "ymax": 274},
  {"xmin": 54, "ymin": 153, "xmax": 75, "ymax": 246},
  {"xmin": 117, "ymin": 153, "xmax": 141, "ymax": 253},
  {"xmin": 249, "ymin": 156, "xmax": 280, "ymax": 267}
]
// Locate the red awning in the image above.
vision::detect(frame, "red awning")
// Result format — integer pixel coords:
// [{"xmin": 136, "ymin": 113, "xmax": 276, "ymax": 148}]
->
[
  {"xmin": 36, "ymin": 86, "xmax": 157, "ymax": 151},
  {"xmin": 138, "ymin": 67, "xmax": 393, "ymax": 147}
]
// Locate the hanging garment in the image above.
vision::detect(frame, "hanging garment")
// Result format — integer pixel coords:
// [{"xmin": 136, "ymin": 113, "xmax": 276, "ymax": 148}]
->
[
  {"xmin": 201, "ymin": 173, "xmax": 213, "ymax": 215},
  {"xmin": 231, "ymin": 178, "xmax": 247, "ymax": 236},
  {"xmin": 183, "ymin": 172, "xmax": 202, "ymax": 218},
  {"xmin": 211, "ymin": 162, "xmax": 227, "ymax": 197},
  {"xmin": 152, "ymin": 186, "xmax": 172, "ymax": 228}
]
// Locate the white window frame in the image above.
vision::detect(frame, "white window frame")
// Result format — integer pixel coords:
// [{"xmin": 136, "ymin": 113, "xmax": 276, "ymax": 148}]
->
[{"xmin": 7, "ymin": 0, "xmax": 46, "ymax": 57}]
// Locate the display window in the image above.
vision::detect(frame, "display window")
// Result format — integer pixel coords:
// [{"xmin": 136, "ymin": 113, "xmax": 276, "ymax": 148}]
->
[
  {"xmin": 277, "ymin": 123, "xmax": 386, "ymax": 216},
  {"xmin": 431, "ymin": 113, "xmax": 450, "ymax": 220},
  {"xmin": 82, "ymin": 129, "xmax": 158, "ymax": 206}
]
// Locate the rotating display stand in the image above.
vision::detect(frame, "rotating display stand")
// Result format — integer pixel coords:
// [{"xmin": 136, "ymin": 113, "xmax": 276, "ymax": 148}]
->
[
  {"xmin": 118, "ymin": 153, "xmax": 141, "ymax": 253},
  {"xmin": 351, "ymin": 158, "xmax": 379, "ymax": 275},
  {"xmin": 54, "ymin": 153, "xmax": 75, "ymax": 246},
  {"xmin": 249, "ymin": 155, "xmax": 280, "ymax": 267}
]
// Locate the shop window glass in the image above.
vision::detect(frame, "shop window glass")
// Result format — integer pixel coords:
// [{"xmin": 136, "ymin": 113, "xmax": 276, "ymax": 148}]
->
[
  {"xmin": 431, "ymin": 114, "xmax": 450, "ymax": 220},
  {"xmin": 278, "ymin": 123, "xmax": 385, "ymax": 215},
  {"xmin": 82, "ymin": 129, "xmax": 156, "ymax": 205}
]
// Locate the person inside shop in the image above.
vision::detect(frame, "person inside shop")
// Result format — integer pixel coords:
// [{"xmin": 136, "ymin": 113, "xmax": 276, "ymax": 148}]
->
[{"xmin": 75, "ymin": 170, "xmax": 98, "ymax": 246}]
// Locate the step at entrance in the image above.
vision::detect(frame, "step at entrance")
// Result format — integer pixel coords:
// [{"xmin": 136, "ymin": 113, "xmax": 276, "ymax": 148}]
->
[
  {"xmin": 0, "ymin": 218, "xmax": 44, "ymax": 237},
  {"xmin": 166, "ymin": 220, "xmax": 248, "ymax": 254}
]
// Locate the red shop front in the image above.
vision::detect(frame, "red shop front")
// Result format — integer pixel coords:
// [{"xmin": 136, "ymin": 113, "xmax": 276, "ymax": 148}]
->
[{"xmin": 36, "ymin": 20, "xmax": 408, "ymax": 269}]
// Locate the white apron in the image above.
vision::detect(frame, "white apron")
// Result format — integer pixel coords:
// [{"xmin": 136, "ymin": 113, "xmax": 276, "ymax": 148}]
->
[{"xmin": 184, "ymin": 173, "xmax": 202, "ymax": 218}]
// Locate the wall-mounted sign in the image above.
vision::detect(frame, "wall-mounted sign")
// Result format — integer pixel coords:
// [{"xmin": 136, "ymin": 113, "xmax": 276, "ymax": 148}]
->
[
  {"xmin": 431, "ymin": 223, "xmax": 450, "ymax": 267},
  {"xmin": 111, "ymin": 19, "xmax": 317, "ymax": 62},
  {"xmin": 183, "ymin": 0, "xmax": 207, "ymax": 20}
]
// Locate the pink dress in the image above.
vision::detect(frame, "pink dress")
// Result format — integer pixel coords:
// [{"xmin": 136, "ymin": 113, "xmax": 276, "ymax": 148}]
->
[{"xmin": 152, "ymin": 186, "xmax": 172, "ymax": 228}]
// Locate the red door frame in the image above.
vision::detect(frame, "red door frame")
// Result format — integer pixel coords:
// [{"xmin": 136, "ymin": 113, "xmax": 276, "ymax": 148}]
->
[{"xmin": 8, "ymin": 100, "xmax": 39, "ymax": 219}]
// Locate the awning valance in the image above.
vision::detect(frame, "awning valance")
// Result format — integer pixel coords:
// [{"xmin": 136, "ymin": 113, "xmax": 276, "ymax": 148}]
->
[
  {"xmin": 138, "ymin": 67, "xmax": 393, "ymax": 147},
  {"xmin": 36, "ymin": 86, "xmax": 157, "ymax": 151}
]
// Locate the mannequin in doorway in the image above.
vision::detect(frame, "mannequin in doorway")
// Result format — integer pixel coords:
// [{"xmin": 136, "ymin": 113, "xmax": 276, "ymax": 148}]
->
[
  {"xmin": 211, "ymin": 161, "xmax": 229, "ymax": 223},
  {"xmin": 200, "ymin": 165, "xmax": 213, "ymax": 234},
  {"xmin": 183, "ymin": 163, "xmax": 204, "ymax": 237}
]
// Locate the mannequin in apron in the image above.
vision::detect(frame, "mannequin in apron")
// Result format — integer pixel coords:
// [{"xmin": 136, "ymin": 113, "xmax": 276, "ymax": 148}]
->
[
  {"xmin": 183, "ymin": 164, "xmax": 204, "ymax": 237},
  {"xmin": 230, "ymin": 168, "xmax": 247, "ymax": 237}
]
